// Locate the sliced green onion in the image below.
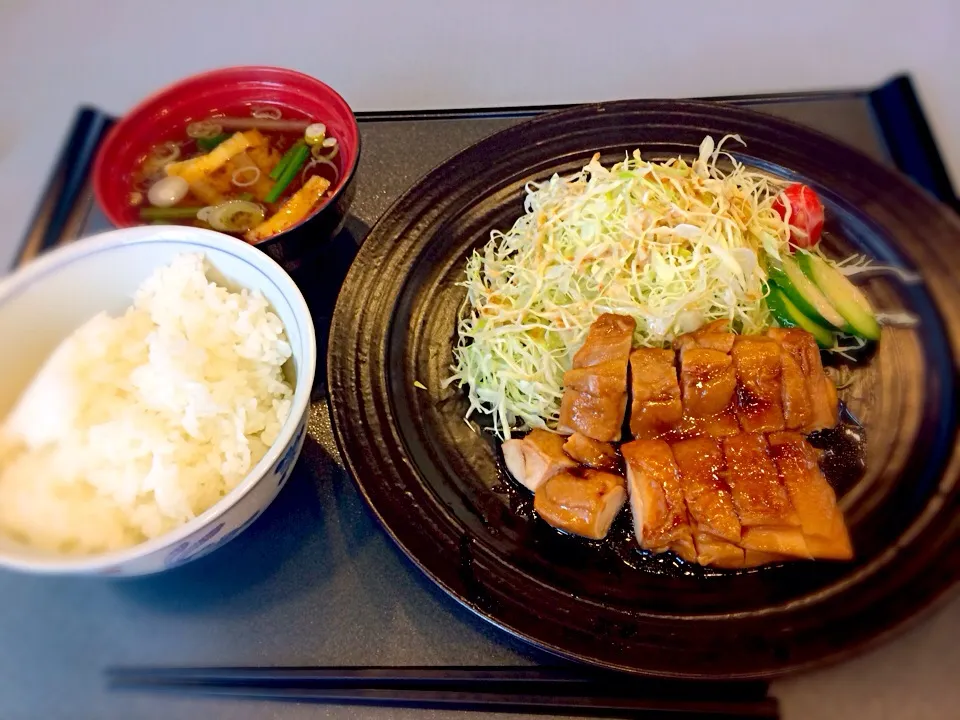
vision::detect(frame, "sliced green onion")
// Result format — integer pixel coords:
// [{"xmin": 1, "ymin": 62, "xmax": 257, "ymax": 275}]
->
[
  {"xmin": 139, "ymin": 206, "xmax": 203, "ymax": 221},
  {"xmin": 186, "ymin": 120, "xmax": 223, "ymax": 139},
  {"xmin": 265, "ymin": 143, "xmax": 310, "ymax": 203},
  {"xmin": 304, "ymin": 123, "xmax": 326, "ymax": 146},
  {"xmin": 201, "ymin": 200, "xmax": 265, "ymax": 233}
]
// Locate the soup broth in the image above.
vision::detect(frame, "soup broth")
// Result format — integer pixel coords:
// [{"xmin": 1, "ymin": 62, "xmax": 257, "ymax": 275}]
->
[{"xmin": 130, "ymin": 103, "xmax": 341, "ymax": 243}]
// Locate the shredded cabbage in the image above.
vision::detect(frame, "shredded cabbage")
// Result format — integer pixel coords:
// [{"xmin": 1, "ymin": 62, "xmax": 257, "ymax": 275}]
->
[
  {"xmin": 825, "ymin": 334, "xmax": 869, "ymax": 361},
  {"xmin": 829, "ymin": 252, "xmax": 922, "ymax": 284},
  {"xmin": 449, "ymin": 136, "xmax": 796, "ymax": 438}
]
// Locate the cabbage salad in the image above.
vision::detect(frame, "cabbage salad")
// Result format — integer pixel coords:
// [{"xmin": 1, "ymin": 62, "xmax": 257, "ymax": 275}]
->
[{"xmin": 449, "ymin": 136, "xmax": 797, "ymax": 438}]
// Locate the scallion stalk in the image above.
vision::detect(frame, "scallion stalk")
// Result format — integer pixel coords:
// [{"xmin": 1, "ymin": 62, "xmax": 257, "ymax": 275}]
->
[
  {"xmin": 265, "ymin": 143, "xmax": 310, "ymax": 203},
  {"xmin": 139, "ymin": 206, "xmax": 203, "ymax": 221},
  {"xmin": 269, "ymin": 140, "xmax": 305, "ymax": 180}
]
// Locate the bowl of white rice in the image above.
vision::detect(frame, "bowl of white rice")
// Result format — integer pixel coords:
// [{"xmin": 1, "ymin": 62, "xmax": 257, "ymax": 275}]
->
[{"xmin": 0, "ymin": 225, "xmax": 316, "ymax": 575}]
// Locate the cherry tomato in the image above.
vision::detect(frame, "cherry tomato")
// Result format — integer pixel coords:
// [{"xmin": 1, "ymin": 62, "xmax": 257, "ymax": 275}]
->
[{"xmin": 772, "ymin": 183, "xmax": 824, "ymax": 249}]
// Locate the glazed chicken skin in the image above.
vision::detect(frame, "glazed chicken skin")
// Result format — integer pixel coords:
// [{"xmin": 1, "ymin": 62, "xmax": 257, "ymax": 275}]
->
[
  {"xmin": 732, "ymin": 336, "xmax": 786, "ymax": 433},
  {"xmin": 674, "ymin": 319, "xmax": 735, "ymax": 355},
  {"xmin": 621, "ymin": 439, "xmax": 697, "ymax": 562},
  {"xmin": 672, "ymin": 320, "xmax": 740, "ymax": 439},
  {"xmin": 563, "ymin": 433, "xmax": 620, "ymax": 472},
  {"xmin": 661, "ymin": 320, "xmax": 740, "ymax": 441},
  {"xmin": 502, "ymin": 429, "xmax": 577, "ymax": 493},
  {"xmin": 629, "ymin": 348, "xmax": 683, "ymax": 439},
  {"xmin": 559, "ymin": 314, "xmax": 636, "ymax": 442},
  {"xmin": 778, "ymin": 346, "xmax": 814, "ymax": 430},
  {"xmin": 768, "ymin": 431, "xmax": 852, "ymax": 560},
  {"xmin": 721, "ymin": 433, "xmax": 809, "ymax": 559},
  {"xmin": 570, "ymin": 313, "xmax": 635, "ymax": 368},
  {"xmin": 534, "ymin": 469, "xmax": 627, "ymax": 540},
  {"xmin": 678, "ymin": 348, "xmax": 737, "ymax": 418},
  {"xmin": 670, "ymin": 436, "xmax": 744, "ymax": 568},
  {"xmin": 766, "ymin": 328, "xmax": 838, "ymax": 431},
  {"xmin": 558, "ymin": 361, "xmax": 629, "ymax": 441}
]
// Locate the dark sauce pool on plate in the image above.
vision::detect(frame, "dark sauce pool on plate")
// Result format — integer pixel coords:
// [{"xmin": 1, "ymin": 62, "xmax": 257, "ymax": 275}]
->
[{"xmin": 807, "ymin": 422, "xmax": 867, "ymax": 498}]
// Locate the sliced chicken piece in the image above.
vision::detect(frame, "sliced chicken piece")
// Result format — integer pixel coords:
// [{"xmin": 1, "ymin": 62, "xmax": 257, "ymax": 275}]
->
[
  {"xmin": 697, "ymin": 411, "xmax": 740, "ymax": 436},
  {"xmin": 670, "ymin": 437, "xmax": 741, "ymax": 543},
  {"xmin": 689, "ymin": 411, "xmax": 741, "ymax": 438},
  {"xmin": 678, "ymin": 348, "xmax": 738, "ymax": 418},
  {"xmin": 743, "ymin": 549, "xmax": 791, "ymax": 567},
  {"xmin": 559, "ymin": 314, "xmax": 635, "ymax": 442},
  {"xmin": 629, "ymin": 348, "xmax": 682, "ymax": 439},
  {"xmin": 674, "ymin": 319, "xmax": 735, "ymax": 356},
  {"xmin": 674, "ymin": 323, "xmax": 741, "ymax": 437},
  {"xmin": 534, "ymin": 469, "xmax": 627, "ymax": 540},
  {"xmin": 720, "ymin": 433, "xmax": 798, "ymax": 527},
  {"xmin": 656, "ymin": 414, "xmax": 703, "ymax": 444},
  {"xmin": 563, "ymin": 433, "xmax": 619, "ymax": 472},
  {"xmin": 693, "ymin": 532, "xmax": 745, "ymax": 569},
  {"xmin": 571, "ymin": 313, "xmax": 636, "ymax": 368},
  {"xmin": 671, "ymin": 436, "xmax": 744, "ymax": 569},
  {"xmin": 561, "ymin": 359, "xmax": 627, "ymax": 396},
  {"xmin": 732, "ymin": 336, "xmax": 785, "ymax": 433},
  {"xmin": 737, "ymin": 527, "xmax": 810, "ymax": 558},
  {"xmin": 621, "ymin": 439, "xmax": 697, "ymax": 562},
  {"xmin": 779, "ymin": 346, "xmax": 813, "ymax": 431},
  {"xmin": 658, "ymin": 411, "xmax": 740, "ymax": 444},
  {"xmin": 721, "ymin": 433, "xmax": 809, "ymax": 559},
  {"xmin": 768, "ymin": 431, "xmax": 853, "ymax": 560},
  {"xmin": 766, "ymin": 328, "xmax": 838, "ymax": 431},
  {"xmin": 558, "ymin": 359, "xmax": 628, "ymax": 442},
  {"xmin": 502, "ymin": 429, "xmax": 578, "ymax": 493}
]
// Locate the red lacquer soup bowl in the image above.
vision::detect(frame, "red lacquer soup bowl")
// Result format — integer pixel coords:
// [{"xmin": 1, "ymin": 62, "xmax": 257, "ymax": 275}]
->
[{"xmin": 93, "ymin": 65, "xmax": 360, "ymax": 271}]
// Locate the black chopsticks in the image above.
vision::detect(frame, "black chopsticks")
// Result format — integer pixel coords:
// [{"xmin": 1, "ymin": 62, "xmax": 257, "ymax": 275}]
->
[
  {"xmin": 15, "ymin": 106, "xmax": 113, "ymax": 267},
  {"xmin": 106, "ymin": 665, "xmax": 779, "ymax": 718}
]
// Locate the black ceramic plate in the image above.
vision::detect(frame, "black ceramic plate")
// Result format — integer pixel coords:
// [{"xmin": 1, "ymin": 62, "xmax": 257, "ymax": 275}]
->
[{"xmin": 328, "ymin": 100, "xmax": 960, "ymax": 679}]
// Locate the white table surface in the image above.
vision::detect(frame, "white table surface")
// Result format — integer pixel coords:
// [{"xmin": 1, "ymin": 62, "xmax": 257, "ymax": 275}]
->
[{"xmin": 0, "ymin": 0, "xmax": 958, "ymax": 269}]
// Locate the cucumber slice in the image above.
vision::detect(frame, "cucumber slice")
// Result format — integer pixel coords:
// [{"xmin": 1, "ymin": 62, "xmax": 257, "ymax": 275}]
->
[
  {"xmin": 796, "ymin": 252, "xmax": 881, "ymax": 341},
  {"xmin": 766, "ymin": 283, "xmax": 836, "ymax": 348},
  {"xmin": 768, "ymin": 255, "xmax": 848, "ymax": 331}
]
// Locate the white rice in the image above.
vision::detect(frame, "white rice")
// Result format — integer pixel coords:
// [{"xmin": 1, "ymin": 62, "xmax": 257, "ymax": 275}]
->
[{"xmin": 0, "ymin": 253, "xmax": 294, "ymax": 554}]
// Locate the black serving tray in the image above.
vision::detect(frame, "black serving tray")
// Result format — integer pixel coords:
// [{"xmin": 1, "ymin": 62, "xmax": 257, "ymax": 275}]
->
[{"xmin": 2, "ymin": 74, "xmax": 958, "ymax": 720}]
